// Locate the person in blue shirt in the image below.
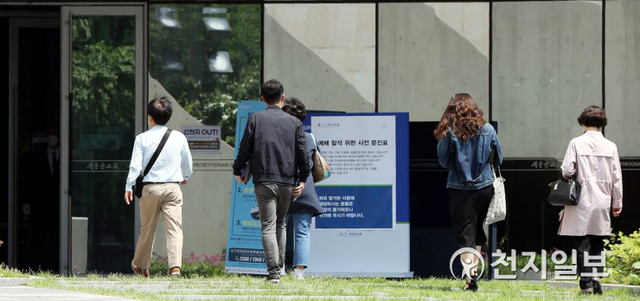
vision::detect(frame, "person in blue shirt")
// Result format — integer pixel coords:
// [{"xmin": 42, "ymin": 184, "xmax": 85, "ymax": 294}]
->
[
  {"xmin": 434, "ymin": 93, "xmax": 502, "ymax": 291},
  {"xmin": 124, "ymin": 97, "xmax": 193, "ymax": 277}
]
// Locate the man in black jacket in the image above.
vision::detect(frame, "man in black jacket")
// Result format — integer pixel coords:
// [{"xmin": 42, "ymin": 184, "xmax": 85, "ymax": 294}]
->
[{"xmin": 233, "ymin": 79, "xmax": 310, "ymax": 283}]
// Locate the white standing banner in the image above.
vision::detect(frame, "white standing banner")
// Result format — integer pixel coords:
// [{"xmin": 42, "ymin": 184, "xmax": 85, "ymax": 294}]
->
[{"xmin": 304, "ymin": 113, "xmax": 412, "ymax": 278}]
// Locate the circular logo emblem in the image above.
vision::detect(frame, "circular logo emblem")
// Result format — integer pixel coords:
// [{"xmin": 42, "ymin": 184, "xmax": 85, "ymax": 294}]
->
[{"xmin": 449, "ymin": 247, "xmax": 485, "ymax": 280}]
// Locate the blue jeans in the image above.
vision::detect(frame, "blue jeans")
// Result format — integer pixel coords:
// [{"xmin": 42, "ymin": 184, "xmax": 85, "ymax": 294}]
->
[{"xmin": 290, "ymin": 213, "xmax": 312, "ymax": 268}]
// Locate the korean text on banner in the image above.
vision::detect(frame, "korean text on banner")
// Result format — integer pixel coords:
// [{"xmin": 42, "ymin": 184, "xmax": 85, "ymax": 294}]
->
[{"xmin": 225, "ymin": 100, "xmax": 268, "ymax": 275}]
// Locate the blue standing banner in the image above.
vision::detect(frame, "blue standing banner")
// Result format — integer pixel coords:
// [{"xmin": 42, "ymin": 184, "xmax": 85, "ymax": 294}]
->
[{"xmin": 225, "ymin": 100, "xmax": 268, "ymax": 274}]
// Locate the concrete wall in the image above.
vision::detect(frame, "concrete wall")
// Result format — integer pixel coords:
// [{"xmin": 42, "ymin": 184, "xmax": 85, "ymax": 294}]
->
[
  {"xmin": 605, "ymin": 1, "xmax": 640, "ymax": 158},
  {"xmin": 492, "ymin": 1, "xmax": 603, "ymax": 158},
  {"xmin": 264, "ymin": 4, "xmax": 375, "ymax": 113},
  {"xmin": 148, "ymin": 76, "xmax": 233, "ymax": 259},
  {"xmin": 378, "ymin": 3, "xmax": 489, "ymax": 121},
  {"xmin": 143, "ymin": 0, "xmax": 638, "ymax": 261},
  {"xmin": 264, "ymin": 1, "xmax": 639, "ymax": 160}
]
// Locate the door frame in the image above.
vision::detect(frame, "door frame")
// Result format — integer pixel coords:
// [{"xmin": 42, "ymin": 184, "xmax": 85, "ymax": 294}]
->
[
  {"xmin": 8, "ymin": 16, "xmax": 60, "ymax": 269},
  {"xmin": 60, "ymin": 4, "xmax": 146, "ymax": 275}
]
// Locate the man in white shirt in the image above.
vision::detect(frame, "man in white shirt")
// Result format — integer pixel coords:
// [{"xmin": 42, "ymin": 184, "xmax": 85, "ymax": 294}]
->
[{"xmin": 124, "ymin": 97, "xmax": 193, "ymax": 277}]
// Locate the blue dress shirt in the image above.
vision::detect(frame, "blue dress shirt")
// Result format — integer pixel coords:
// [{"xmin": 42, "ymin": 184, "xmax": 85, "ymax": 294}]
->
[{"xmin": 125, "ymin": 125, "xmax": 193, "ymax": 192}]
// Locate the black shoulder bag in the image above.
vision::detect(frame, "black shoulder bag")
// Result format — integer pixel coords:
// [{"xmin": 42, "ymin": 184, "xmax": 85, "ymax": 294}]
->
[
  {"xmin": 547, "ymin": 175, "xmax": 581, "ymax": 206},
  {"xmin": 133, "ymin": 129, "xmax": 172, "ymax": 198}
]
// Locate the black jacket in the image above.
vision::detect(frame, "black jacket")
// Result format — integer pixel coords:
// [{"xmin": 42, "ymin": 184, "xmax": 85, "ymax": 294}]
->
[{"xmin": 233, "ymin": 105, "xmax": 310, "ymax": 185}]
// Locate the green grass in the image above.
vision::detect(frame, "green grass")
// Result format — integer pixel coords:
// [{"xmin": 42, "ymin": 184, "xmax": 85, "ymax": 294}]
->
[
  {"xmin": 0, "ymin": 264, "xmax": 30, "ymax": 278},
  {"xmin": 20, "ymin": 272, "xmax": 640, "ymax": 300}
]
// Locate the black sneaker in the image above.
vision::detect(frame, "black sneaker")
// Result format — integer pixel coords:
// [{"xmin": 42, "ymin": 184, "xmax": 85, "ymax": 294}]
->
[
  {"xmin": 592, "ymin": 279, "xmax": 603, "ymax": 295},
  {"xmin": 266, "ymin": 275, "xmax": 280, "ymax": 283},
  {"xmin": 463, "ymin": 275, "xmax": 478, "ymax": 292}
]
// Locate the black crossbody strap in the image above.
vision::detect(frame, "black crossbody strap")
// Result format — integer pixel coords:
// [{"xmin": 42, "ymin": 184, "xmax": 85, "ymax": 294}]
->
[
  {"xmin": 142, "ymin": 129, "xmax": 172, "ymax": 176},
  {"xmin": 489, "ymin": 146, "xmax": 501, "ymax": 178}
]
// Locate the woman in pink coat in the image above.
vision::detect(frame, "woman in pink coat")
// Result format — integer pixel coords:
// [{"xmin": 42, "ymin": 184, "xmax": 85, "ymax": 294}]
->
[{"xmin": 559, "ymin": 105, "xmax": 623, "ymax": 295}]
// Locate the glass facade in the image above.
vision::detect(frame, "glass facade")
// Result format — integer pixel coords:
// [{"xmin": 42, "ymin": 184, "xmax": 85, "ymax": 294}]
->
[
  {"xmin": 70, "ymin": 15, "xmax": 137, "ymax": 273},
  {"xmin": 2, "ymin": 0, "xmax": 640, "ymax": 277},
  {"xmin": 149, "ymin": 3, "xmax": 261, "ymax": 145},
  {"xmin": 14, "ymin": 23, "xmax": 60, "ymax": 272},
  {"xmin": 146, "ymin": 3, "xmax": 262, "ymax": 268}
]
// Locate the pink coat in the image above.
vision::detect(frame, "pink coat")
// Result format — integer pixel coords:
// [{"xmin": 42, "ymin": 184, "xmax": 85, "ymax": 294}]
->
[{"xmin": 558, "ymin": 131, "xmax": 623, "ymax": 236}]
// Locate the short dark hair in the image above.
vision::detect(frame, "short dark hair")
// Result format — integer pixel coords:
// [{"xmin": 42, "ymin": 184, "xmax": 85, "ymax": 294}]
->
[
  {"xmin": 282, "ymin": 97, "xmax": 306, "ymax": 122},
  {"xmin": 261, "ymin": 79, "xmax": 284, "ymax": 105},
  {"xmin": 577, "ymin": 105, "xmax": 607, "ymax": 128},
  {"xmin": 148, "ymin": 96, "xmax": 173, "ymax": 125}
]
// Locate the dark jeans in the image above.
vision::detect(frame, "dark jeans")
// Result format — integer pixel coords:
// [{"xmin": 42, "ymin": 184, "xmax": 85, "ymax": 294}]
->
[
  {"xmin": 571, "ymin": 235, "xmax": 607, "ymax": 289},
  {"xmin": 449, "ymin": 185, "xmax": 494, "ymax": 248},
  {"xmin": 255, "ymin": 182, "xmax": 294, "ymax": 277}
]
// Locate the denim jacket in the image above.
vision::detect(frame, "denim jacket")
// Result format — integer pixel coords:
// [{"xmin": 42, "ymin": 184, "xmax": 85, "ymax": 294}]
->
[{"xmin": 437, "ymin": 123, "xmax": 503, "ymax": 190}]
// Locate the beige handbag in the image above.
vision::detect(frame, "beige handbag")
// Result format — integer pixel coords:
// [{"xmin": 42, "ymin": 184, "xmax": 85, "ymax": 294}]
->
[{"xmin": 310, "ymin": 134, "xmax": 331, "ymax": 183}]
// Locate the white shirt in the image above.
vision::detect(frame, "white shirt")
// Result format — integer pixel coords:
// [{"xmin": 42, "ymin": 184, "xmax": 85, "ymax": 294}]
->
[
  {"xmin": 47, "ymin": 147, "xmax": 59, "ymax": 175},
  {"xmin": 125, "ymin": 125, "xmax": 193, "ymax": 192}
]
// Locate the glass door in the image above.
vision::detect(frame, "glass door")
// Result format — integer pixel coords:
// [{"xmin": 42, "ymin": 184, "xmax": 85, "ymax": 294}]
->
[
  {"xmin": 61, "ymin": 6, "xmax": 144, "ymax": 275},
  {"xmin": 8, "ymin": 17, "xmax": 60, "ymax": 272}
]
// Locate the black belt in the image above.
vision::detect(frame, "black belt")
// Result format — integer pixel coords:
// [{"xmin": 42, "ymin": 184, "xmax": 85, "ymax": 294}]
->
[{"xmin": 142, "ymin": 182, "xmax": 179, "ymax": 185}]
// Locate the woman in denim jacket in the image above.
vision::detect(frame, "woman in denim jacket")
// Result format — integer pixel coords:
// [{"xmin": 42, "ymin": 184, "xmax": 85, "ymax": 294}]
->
[{"xmin": 434, "ymin": 93, "xmax": 502, "ymax": 291}]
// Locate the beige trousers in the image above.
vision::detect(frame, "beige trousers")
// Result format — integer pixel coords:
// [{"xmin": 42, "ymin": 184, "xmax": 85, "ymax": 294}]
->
[{"xmin": 132, "ymin": 183, "xmax": 183, "ymax": 270}]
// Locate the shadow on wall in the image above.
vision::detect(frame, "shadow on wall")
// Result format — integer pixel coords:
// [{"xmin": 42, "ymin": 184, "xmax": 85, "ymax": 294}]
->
[
  {"xmin": 378, "ymin": 3, "xmax": 489, "ymax": 121},
  {"xmin": 148, "ymin": 75, "xmax": 234, "ymax": 262},
  {"xmin": 264, "ymin": 14, "xmax": 374, "ymax": 113},
  {"xmin": 492, "ymin": 2, "xmax": 602, "ymax": 159}
]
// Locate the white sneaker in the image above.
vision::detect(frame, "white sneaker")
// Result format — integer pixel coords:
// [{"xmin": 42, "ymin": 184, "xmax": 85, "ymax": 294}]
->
[{"xmin": 294, "ymin": 268, "xmax": 305, "ymax": 280}]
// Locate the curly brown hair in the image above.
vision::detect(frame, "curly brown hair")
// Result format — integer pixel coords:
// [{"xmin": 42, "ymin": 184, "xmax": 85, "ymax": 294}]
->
[{"xmin": 433, "ymin": 93, "xmax": 486, "ymax": 140}]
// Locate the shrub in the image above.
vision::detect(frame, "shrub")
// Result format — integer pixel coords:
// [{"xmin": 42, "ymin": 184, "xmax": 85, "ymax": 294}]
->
[
  {"xmin": 150, "ymin": 252, "xmax": 226, "ymax": 277},
  {"xmin": 605, "ymin": 231, "xmax": 640, "ymax": 285}
]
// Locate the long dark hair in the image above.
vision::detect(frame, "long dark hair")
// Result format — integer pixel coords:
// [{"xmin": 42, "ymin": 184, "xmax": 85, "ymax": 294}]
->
[{"xmin": 433, "ymin": 93, "xmax": 486, "ymax": 140}]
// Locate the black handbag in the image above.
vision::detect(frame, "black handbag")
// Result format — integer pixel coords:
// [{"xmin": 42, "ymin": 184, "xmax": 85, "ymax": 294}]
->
[
  {"xmin": 547, "ymin": 176, "xmax": 581, "ymax": 206},
  {"xmin": 241, "ymin": 158, "xmax": 252, "ymax": 182},
  {"xmin": 134, "ymin": 175, "xmax": 145, "ymax": 198},
  {"xmin": 133, "ymin": 129, "xmax": 172, "ymax": 198}
]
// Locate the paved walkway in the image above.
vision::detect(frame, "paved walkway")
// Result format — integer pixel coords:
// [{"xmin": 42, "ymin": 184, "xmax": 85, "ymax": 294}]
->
[
  {"xmin": 1, "ymin": 277, "xmax": 639, "ymax": 300},
  {"xmin": 0, "ymin": 286, "xmax": 141, "ymax": 301},
  {"xmin": 0, "ymin": 278, "xmax": 140, "ymax": 301}
]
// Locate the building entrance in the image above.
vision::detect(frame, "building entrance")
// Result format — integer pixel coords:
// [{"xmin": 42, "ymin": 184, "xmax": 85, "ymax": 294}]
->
[
  {"xmin": 4, "ymin": 13, "xmax": 61, "ymax": 272},
  {"xmin": 3, "ymin": 5, "xmax": 145, "ymax": 274}
]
